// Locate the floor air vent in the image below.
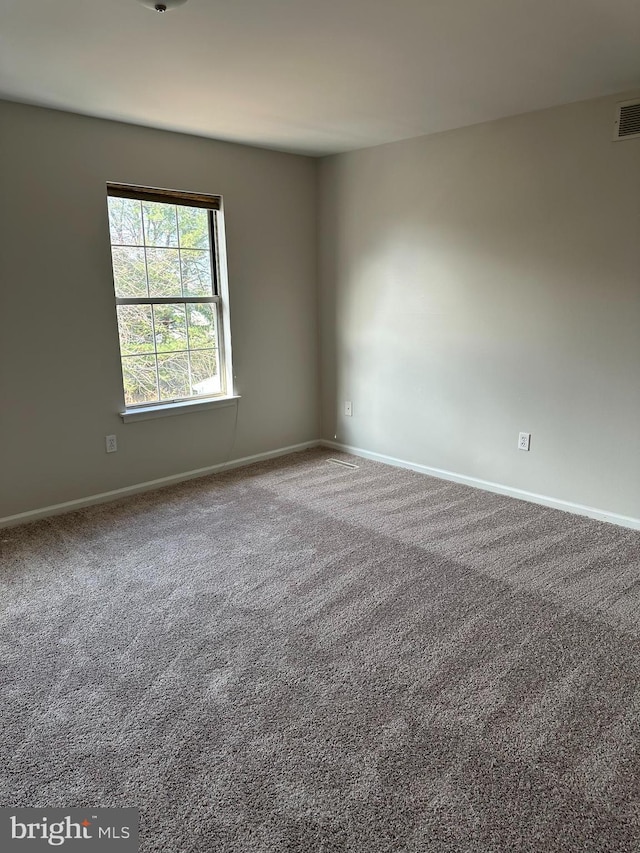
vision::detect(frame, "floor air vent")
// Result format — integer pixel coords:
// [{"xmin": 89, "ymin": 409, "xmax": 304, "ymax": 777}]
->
[
  {"xmin": 327, "ymin": 458, "xmax": 359, "ymax": 470},
  {"xmin": 614, "ymin": 99, "xmax": 640, "ymax": 140}
]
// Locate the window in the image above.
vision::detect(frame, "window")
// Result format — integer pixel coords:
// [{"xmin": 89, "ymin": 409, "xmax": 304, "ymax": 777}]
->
[{"xmin": 106, "ymin": 183, "xmax": 232, "ymax": 413}]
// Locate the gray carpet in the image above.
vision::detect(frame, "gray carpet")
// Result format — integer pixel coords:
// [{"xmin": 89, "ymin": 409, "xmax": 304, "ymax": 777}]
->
[{"xmin": 2, "ymin": 448, "xmax": 640, "ymax": 852}]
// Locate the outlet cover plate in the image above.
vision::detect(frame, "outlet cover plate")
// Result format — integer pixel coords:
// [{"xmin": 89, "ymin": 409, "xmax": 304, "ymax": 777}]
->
[{"xmin": 518, "ymin": 432, "xmax": 531, "ymax": 451}]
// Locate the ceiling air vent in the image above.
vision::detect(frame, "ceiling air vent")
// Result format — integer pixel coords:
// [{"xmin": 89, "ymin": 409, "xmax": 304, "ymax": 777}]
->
[{"xmin": 614, "ymin": 99, "xmax": 640, "ymax": 141}]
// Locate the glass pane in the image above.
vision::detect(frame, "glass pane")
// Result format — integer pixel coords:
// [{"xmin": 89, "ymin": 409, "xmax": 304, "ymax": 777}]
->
[
  {"xmin": 190, "ymin": 349, "xmax": 220, "ymax": 397},
  {"xmin": 187, "ymin": 303, "xmax": 217, "ymax": 350},
  {"xmin": 181, "ymin": 249, "xmax": 213, "ymax": 297},
  {"xmin": 158, "ymin": 352, "xmax": 190, "ymax": 401},
  {"xmin": 178, "ymin": 207, "xmax": 209, "ymax": 250},
  {"xmin": 122, "ymin": 355, "xmax": 158, "ymax": 406},
  {"xmin": 153, "ymin": 303, "xmax": 188, "ymax": 353},
  {"xmin": 142, "ymin": 202, "xmax": 179, "ymax": 247},
  {"xmin": 117, "ymin": 305, "xmax": 154, "ymax": 355},
  {"xmin": 111, "ymin": 247, "xmax": 148, "ymax": 298},
  {"xmin": 108, "ymin": 197, "xmax": 143, "ymax": 246},
  {"xmin": 146, "ymin": 248, "xmax": 181, "ymax": 297}
]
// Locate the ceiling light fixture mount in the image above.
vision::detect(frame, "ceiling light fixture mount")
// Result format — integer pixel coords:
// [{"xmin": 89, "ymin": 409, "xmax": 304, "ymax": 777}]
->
[{"xmin": 137, "ymin": 0, "xmax": 189, "ymax": 12}]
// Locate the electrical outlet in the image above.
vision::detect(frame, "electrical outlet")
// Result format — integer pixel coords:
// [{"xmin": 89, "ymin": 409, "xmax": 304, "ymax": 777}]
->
[
  {"xmin": 344, "ymin": 401, "xmax": 353, "ymax": 417},
  {"xmin": 106, "ymin": 434, "xmax": 118, "ymax": 453},
  {"xmin": 518, "ymin": 432, "xmax": 531, "ymax": 451}
]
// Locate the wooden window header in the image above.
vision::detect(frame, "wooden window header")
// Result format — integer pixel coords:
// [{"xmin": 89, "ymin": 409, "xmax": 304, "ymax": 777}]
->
[{"xmin": 107, "ymin": 182, "xmax": 221, "ymax": 211}]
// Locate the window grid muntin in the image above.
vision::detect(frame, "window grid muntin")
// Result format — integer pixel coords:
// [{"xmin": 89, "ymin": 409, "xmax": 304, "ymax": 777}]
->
[
  {"xmin": 109, "ymin": 203, "xmax": 218, "ymax": 300},
  {"xmin": 108, "ymin": 194, "xmax": 223, "ymax": 408},
  {"xmin": 117, "ymin": 317, "xmax": 221, "ymax": 406},
  {"xmin": 115, "ymin": 299, "xmax": 221, "ymax": 405}
]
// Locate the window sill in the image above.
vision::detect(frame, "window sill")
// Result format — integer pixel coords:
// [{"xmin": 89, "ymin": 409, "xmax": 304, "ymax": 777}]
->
[{"xmin": 120, "ymin": 395, "xmax": 240, "ymax": 423}]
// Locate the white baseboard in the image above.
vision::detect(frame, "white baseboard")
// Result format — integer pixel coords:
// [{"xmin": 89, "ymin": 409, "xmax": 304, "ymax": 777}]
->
[
  {"xmin": 321, "ymin": 440, "xmax": 640, "ymax": 532},
  {"xmin": 0, "ymin": 441, "xmax": 319, "ymax": 529},
  {"xmin": 6, "ymin": 438, "xmax": 639, "ymax": 533}
]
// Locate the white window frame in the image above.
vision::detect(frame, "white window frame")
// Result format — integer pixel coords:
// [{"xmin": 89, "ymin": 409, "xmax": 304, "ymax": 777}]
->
[{"xmin": 106, "ymin": 183, "xmax": 236, "ymax": 422}]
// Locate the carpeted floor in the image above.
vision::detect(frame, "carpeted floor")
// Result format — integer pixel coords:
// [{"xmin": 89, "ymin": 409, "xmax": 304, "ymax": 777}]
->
[{"xmin": 2, "ymin": 448, "xmax": 640, "ymax": 852}]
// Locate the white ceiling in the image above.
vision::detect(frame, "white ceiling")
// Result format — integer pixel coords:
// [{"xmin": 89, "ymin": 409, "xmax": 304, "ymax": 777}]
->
[{"xmin": 1, "ymin": 0, "xmax": 639, "ymax": 156}]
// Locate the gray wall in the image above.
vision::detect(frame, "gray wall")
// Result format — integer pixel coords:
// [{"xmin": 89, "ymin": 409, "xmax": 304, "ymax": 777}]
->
[
  {"xmin": 319, "ymin": 93, "xmax": 640, "ymax": 519},
  {"xmin": 0, "ymin": 101, "xmax": 319, "ymax": 518},
  {"xmin": 3, "ymin": 92, "xmax": 640, "ymax": 523}
]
